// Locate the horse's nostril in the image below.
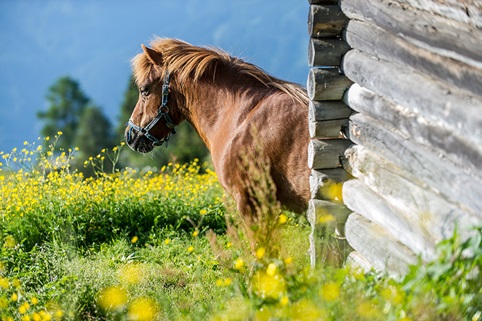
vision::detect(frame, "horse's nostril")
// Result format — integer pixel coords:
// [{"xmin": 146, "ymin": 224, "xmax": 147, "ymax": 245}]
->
[{"xmin": 125, "ymin": 126, "xmax": 135, "ymax": 144}]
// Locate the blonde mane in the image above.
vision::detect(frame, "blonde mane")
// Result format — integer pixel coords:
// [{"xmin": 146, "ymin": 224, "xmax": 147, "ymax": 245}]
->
[{"xmin": 131, "ymin": 38, "xmax": 308, "ymax": 105}]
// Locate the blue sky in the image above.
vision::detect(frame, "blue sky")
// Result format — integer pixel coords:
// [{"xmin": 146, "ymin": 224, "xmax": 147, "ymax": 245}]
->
[{"xmin": 0, "ymin": 0, "xmax": 309, "ymax": 152}]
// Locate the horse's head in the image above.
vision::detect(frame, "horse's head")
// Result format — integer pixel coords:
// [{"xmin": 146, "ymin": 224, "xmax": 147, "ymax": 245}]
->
[{"xmin": 125, "ymin": 45, "xmax": 181, "ymax": 153}]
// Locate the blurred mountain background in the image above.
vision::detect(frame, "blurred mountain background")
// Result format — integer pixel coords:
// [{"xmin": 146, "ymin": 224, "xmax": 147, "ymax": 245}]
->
[{"xmin": 0, "ymin": 0, "xmax": 309, "ymax": 169}]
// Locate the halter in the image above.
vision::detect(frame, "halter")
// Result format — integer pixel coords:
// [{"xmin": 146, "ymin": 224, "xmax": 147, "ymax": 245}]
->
[{"xmin": 126, "ymin": 73, "xmax": 176, "ymax": 147}]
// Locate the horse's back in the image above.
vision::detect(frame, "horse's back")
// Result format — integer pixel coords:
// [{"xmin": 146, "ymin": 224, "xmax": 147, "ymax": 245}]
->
[{"xmin": 214, "ymin": 91, "xmax": 310, "ymax": 214}]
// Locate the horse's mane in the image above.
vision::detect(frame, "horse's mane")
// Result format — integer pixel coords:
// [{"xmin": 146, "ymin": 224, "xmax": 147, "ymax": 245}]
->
[{"xmin": 132, "ymin": 38, "xmax": 308, "ymax": 106}]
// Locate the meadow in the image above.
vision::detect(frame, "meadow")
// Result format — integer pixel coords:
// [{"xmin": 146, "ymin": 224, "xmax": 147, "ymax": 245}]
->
[{"xmin": 0, "ymin": 135, "xmax": 480, "ymax": 321}]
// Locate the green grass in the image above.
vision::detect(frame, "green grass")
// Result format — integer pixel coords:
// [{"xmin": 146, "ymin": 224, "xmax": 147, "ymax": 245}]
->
[{"xmin": 0, "ymin": 140, "xmax": 481, "ymax": 321}]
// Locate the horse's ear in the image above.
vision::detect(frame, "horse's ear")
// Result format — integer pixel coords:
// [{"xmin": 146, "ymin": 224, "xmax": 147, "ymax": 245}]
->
[{"xmin": 141, "ymin": 44, "xmax": 162, "ymax": 65}]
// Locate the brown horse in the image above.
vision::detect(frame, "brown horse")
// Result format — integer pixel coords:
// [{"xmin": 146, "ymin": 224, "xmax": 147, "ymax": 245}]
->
[{"xmin": 125, "ymin": 38, "xmax": 310, "ymax": 215}]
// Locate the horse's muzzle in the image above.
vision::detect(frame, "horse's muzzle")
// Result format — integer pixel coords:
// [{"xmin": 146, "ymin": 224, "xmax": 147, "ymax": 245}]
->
[{"xmin": 125, "ymin": 126, "xmax": 154, "ymax": 153}]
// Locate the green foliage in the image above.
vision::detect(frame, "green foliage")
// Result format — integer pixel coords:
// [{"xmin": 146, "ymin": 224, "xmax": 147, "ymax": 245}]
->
[
  {"xmin": 37, "ymin": 76, "xmax": 91, "ymax": 151},
  {"xmin": 0, "ymin": 139, "xmax": 480, "ymax": 321}
]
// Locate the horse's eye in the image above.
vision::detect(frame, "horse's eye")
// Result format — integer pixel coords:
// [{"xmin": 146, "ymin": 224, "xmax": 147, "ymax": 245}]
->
[{"xmin": 140, "ymin": 86, "xmax": 149, "ymax": 97}]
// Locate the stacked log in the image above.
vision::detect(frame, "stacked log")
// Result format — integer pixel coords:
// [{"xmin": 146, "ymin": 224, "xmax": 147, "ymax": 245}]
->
[
  {"xmin": 305, "ymin": 0, "xmax": 482, "ymax": 276},
  {"xmin": 306, "ymin": 0, "xmax": 353, "ymax": 267}
]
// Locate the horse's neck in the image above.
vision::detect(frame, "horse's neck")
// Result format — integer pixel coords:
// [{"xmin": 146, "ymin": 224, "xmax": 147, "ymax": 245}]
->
[{"xmin": 179, "ymin": 77, "xmax": 267, "ymax": 150}]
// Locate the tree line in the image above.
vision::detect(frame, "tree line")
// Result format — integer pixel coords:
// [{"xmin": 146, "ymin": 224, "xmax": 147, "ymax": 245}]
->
[{"xmin": 37, "ymin": 76, "xmax": 210, "ymax": 175}]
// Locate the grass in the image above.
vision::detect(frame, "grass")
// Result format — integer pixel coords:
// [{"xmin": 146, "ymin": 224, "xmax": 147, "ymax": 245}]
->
[{"xmin": 0, "ymin": 137, "xmax": 481, "ymax": 320}]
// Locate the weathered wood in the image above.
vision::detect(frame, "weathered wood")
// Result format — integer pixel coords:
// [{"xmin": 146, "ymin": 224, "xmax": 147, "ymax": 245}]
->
[
  {"xmin": 343, "ymin": 178, "xmax": 436, "ymax": 260},
  {"xmin": 308, "ymin": 37, "xmax": 351, "ymax": 67},
  {"xmin": 344, "ymin": 19, "xmax": 482, "ymax": 98},
  {"xmin": 308, "ymin": 139, "xmax": 352, "ymax": 170},
  {"xmin": 310, "ymin": 168, "xmax": 352, "ymax": 200},
  {"xmin": 342, "ymin": 50, "xmax": 482, "ymax": 148},
  {"xmin": 343, "ymin": 145, "xmax": 481, "ymax": 243},
  {"xmin": 308, "ymin": 5, "xmax": 349, "ymax": 38},
  {"xmin": 345, "ymin": 212, "xmax": 418, "ymax": 276},
  {"xmin": 307, "ymin": 199, "xmax": 351, "ymax": 231},
  {"xmin": 346, "ymin": 251, "xmax": 373, "ymax": 272},
  {"xmin": 399, "ymin": 0, "xmax": 482, "ymax": 29},
  {"xmin": 309, "ymin": 118, "xmax": 348, "ymax": 139},
  {"xmin": 308, "ymin": 199, "xmax": 352, "ymax": 266},
  {"xmin": 307, "ymin": 68, "xmax": 353, "ymax": 101},
  {"xmin": 309, "ymin": 100, "xmax": 353, "ymax": 122},
  {"xmin": 344, "ymin": 83, "xmax": 482, "ymax": 171},
  {"xmin": 340, "ymin": 0, "xmax": 482, "ymax": 69},
  {"xmin": 346, "ymin": 112, "xmax": 482, "ymax": 215}
]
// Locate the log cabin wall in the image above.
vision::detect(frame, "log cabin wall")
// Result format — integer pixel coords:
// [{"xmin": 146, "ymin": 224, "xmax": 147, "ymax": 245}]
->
[{"xmin": 307, "ymin": 0, "xmax": 482, "ymax": 276}]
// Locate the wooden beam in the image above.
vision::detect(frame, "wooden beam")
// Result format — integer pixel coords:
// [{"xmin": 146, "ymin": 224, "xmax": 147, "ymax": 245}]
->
[
  {"xmin": 346, "ymin": 112, "xmax": 482, "ymax": 215},
  {"xmin": 308, "ymin": 139, "xmax": 352, "ymax": 169},
  {"xmin": 343, "ymin": 179, "xmax": 436, "ymax": 260},
  {"xmin": 344, "ymin": 19, "xmax": 482, "ymax": 99},
  {"xmin": 307, "ymin": 68, "xmax": 353, "ymax": 101},
  {"xmin": 389, "ymin": 0, "xmax": 482, "ymax": 29},
  {"xmin": 344, "ymin": 83, "xmax": 482, "ymax": 171},
  {"xmin": 309, "ymin": 118, "xmax": 348, "ymax": 139},
  {"xmin": 342, "ymin": 50, "xmax": 482, "ymax": 148},
  {"xmin": 346, "ymin": 251, "xmax": 373, "ymax": 272},
  {"xmin": 309, "ymin": 100, "xmax": 353, "ymax": 122},
  {"xmin": 309, "ymin": 168, "xmax": 353, "ymax": 200},
  {"xmin": 343, "ymin": 145, "xmax": 481, "ymax": 243},
  {"xmin": 308, "ymin": 5, "xmax": 349, "ymax": 38},
  {"xmin": 345, "ymin": 212, "xmax": 418, "ymax": 276},
  {"xmin": 307, "ymin": 199, "xmax": 352, "ymax": 266},
  {"xmin": 308, "ymin": 37, "xmax": 351, "ymax": 67},
  {"xmin": 340, "ymin": 0, "xmax": 482, "ymax": 69}
]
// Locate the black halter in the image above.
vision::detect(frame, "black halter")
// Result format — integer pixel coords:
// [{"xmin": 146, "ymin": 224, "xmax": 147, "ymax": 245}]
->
[{"xmin": 126, "ymin": 73, "xmax": 176, "ymax": 147}]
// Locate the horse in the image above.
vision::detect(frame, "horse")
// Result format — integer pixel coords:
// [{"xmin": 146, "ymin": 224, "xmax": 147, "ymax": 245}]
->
[{"xmin": 125, "ymin": 38, "xmax": 310, "ymax": 216}]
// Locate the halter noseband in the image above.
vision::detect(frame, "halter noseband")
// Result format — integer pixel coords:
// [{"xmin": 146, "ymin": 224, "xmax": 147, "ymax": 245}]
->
[{"xmin": 126, "ymin": 73, "xmax": 176, "ymax": 147}]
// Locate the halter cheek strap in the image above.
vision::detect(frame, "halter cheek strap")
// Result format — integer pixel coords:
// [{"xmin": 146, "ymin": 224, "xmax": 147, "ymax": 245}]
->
[{"xmin": 126, "ymin": 73, "xmax": 176, "ymax": 147}]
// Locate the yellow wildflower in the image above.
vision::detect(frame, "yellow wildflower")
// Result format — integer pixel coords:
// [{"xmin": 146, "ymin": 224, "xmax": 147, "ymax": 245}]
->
[
  {"xmin": 278, "ymin": 214, "xmax": 288, "ymax": 224},
  {"xmin": 234, "ymin": 258, "xmax": 245, "ymax": 270},
  {"xmin": 98, "ymin": 286, "xmax": 128, "ymax": 311},
  {"xmin": 127, "ymin": 297, "xmax": 158, "ymax": 321},
  {"xmin": 131, "ymin": 236, "xmax": 138, "ymax": 244},
  {"xmin": 256, "ymin": 247, "xmax": 266, "ymax": 260},
  {"xmin": 320, "ymin": 282, "xmax": 341, "ymax": 302}
]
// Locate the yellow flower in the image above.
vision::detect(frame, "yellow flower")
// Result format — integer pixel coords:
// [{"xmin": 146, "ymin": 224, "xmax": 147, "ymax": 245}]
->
[
  {"xmin": 31, "ymin": 297, "xmax": 39, "ymax": 305},
  {"xmin": 11, "ymin": 292, "xmax": 18, "ymax": 302},
  {"xmin": 234, "ymin": 258, "xmax": 245, "ymax": 270},
  {"xmin": 187, "ymin": 246, "xmax": 194, "ymax": 253},
  {"xmin": 192, "ymin": 230, "xmax": 199, "ymax": 237},
  {"xmin": 252, "ymin": 271, "xmax": 286, "ymax": 299},
  {"xmin": 278, "ymin": 214, "xmax": 288, "ymax": 224},
  {"xmin": 199, "ymin": 209, "xmax": 207, "ymax": 215},
  {"xmin": 164, "ymin": 238, "xmax": 171, "ymax": 245},
  {"xmin": 98, "ymin": 286, "xmax": 128, "ymax": 311},
  {"xmin": 266, "ymin": 263, "xmax": 277, "ymax": 276},
  {"xmin": 284, "ymin": 257, "xmax": 293, "ymax": 265},
  {"xmin": 57, "ymin": 131, "xmax": 63, "ymax": 136},
  {"xmin": 279, "ymin": 295, "xmax": 290, "ymax": 306},
  {"xmin": 4, "ymin": 235, "xmax": 16, "ymax": 248},
  {"xmin": 320, "ymin": 282, "xmax": 341, "ymax": 302},
  {"xmin": 127, "ymin": 297, "xmax": 158, "ymax": 321},
  {"xmin": 32, "ymin": 313, "xmax": 41, "ymax": 321},
  {"xmin": 54, "ymin": 310, "xmax": 64, "ymax": 319},
  {"xmin": 256, "ymin": 247, "xmax": 266, "ymax": 260},
  {"xmin": 0, "ymin": 277, "xmax": 9, "ymax": 289},
  {"xmin": 131, "ymin": 236, "xmax": 138, "ymax": 244}
]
